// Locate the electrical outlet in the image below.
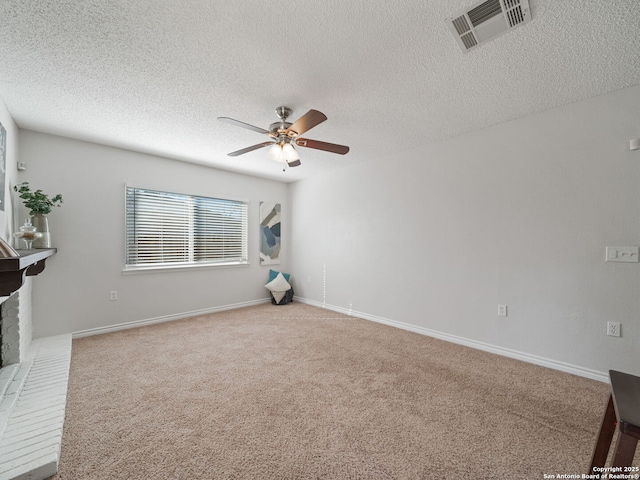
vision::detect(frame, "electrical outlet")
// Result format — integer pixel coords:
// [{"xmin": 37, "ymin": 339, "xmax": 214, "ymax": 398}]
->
[
  {"xmin": 110, "ymin": 290, "xmax": 118, "ymax": 301},
  {"xmin": 497, "ymin": 304, "xmax": 508, "ymax": 317},
  {"xmin": 607, "ymin": 321, "xmax": 621, "ymax": 337}
]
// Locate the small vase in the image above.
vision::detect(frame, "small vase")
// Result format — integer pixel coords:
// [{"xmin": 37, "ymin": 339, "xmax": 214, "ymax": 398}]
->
[{"xmin": 31, "ymin": 214, "xmax": 51, "ymax": 248}]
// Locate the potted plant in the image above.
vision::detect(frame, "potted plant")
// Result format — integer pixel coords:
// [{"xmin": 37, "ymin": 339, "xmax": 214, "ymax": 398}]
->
[{"xmin": 14, "ymin": 182, "xmax": 63, "ymax": 248}]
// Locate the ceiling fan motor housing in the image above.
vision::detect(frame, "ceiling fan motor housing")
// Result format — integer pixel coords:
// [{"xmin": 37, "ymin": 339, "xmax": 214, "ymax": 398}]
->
[{"xmin": 270, "ymin": 121, "xmax": 292, "ymax": 136}]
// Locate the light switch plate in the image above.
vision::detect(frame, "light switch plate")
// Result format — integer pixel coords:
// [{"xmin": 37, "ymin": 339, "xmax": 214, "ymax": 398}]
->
[{"xmin": 606, "ymin": 246, "xmax": 639, "ymax": 263}]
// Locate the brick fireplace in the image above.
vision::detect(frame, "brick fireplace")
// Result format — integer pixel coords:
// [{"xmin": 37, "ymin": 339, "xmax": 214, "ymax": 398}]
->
[
  {"xmin": 0, "ymin": 280, "xmax": 32, "ymax": 368},
  {"xmin": 0, "ymin": 251, "xmax": 72, "ymax": 480}
]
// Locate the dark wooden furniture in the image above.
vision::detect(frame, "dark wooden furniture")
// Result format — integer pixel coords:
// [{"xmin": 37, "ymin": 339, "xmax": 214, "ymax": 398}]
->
[
  {"xmin": 0, "ymin": 248, "xmax": 57, "ymax": 296},
  {"xmin": 589, "ymin": 370, "xmax": 640, "ymax": 473}
]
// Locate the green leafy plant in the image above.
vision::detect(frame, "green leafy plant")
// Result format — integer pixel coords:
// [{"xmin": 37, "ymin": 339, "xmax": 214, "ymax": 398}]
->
[{"xmin": 14, "ymin": 182, "xmax": 63, "ymax": 216}]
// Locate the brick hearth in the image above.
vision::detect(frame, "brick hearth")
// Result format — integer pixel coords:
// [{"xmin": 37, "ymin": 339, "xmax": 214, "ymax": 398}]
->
[{"xmin": 0, "ymin": 335, "xmax": 71, "ymax": 480}]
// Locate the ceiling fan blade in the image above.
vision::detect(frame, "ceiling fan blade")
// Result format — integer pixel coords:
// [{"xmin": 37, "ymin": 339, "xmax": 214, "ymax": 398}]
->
[
  {"xmin": 218, "ymin": 117, "xmax": 270, "ymax": 135},
  {"xmin": 295, "ymin": 138, "xmax": 349, "ymax": 155},
  {"xmin": 285, "ymin": 110, "xmax": 327, "ymax": 136},
  {"xmin": 227, "ymin": 141, "xmax": 274, "ymax": 157},
  {"xmin": 287, "ymin": 160, "xmax": 302, "ymax": 167}
]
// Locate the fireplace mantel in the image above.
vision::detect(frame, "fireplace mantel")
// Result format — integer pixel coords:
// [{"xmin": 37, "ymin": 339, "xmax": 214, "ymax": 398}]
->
[{"xmin": 0, "ymin": 248, "xmax": 57, "ymax": 296}]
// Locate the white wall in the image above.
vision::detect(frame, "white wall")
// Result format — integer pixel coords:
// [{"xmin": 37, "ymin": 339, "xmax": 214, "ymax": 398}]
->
[
  {"xmin": 18, "ymin": 131, "xmax": 289, "ymax": 337},
  {"xmin": 0, "ymin": 97, "xmax": 19, "ymax": 241},
  {"xmin": 13, "ymin": 85, "xmax": 640, "ymax": 377},
  {"xmin": 0, "ymin": 97, "xmax": 35, "ymax": 365},
  {"xmin": 290, "ymin": 84, "xmax": 640, "ymax": 378}
]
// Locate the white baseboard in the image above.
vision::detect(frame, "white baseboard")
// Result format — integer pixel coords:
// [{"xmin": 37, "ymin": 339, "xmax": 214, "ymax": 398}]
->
[
  {"xmin": 294, "ymin": 296, "xmax": 609, "ymax": 383},
  {"xmin": 72, "ymin": 298, "xmax": 271, "ymax": 339}
]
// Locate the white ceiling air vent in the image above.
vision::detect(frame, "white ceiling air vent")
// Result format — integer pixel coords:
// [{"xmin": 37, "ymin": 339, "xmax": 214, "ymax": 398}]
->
[{"xmin": 447, "ymin": 0, "xmax": 531, "ymax": 53}]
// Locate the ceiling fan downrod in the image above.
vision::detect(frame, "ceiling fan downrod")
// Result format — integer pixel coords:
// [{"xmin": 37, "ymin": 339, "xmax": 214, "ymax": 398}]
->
[{"xmin": 275, "ymin": 106, "xmax": 292, "ymax": 121}]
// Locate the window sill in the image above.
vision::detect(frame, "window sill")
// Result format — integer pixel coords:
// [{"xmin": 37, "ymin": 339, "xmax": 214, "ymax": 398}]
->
[{"xmin": 122, "ymin": 262, "xmax": 250, "ymax": 275}]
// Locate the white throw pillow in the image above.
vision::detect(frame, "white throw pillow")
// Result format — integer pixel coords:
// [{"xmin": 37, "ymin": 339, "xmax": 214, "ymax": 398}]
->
[
  {"xmin": 265, "ymin": 272, "xmax": 291, "ymax": 293},
  {"xmin": 271, "ymin": 291, "xmax": 286, "ymax": 304}
]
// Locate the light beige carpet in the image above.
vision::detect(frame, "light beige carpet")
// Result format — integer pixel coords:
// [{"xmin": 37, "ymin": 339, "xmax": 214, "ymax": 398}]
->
[{"xmin": 49, "ymin": 303, "xmax": 631, "ymax": 479}]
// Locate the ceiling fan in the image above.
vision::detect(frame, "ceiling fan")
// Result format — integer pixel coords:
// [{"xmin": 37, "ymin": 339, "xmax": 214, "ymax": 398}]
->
[{"xmin": 217, "ymin": 106, "xmax": 349, "ymax": 169}]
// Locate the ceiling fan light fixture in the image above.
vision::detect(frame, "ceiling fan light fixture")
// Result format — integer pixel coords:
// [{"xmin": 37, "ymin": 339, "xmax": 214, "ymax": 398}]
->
[
  {"xmin": 268, "ymin": 140, "xmax": 299, "ymax": 164},
  {"xmin": 282, "ymin": 142, "xmax": 299, "ymax": 162},
  {"xmin": 267, "ymin": 143, "xmax": 285, "ymax": 163}
]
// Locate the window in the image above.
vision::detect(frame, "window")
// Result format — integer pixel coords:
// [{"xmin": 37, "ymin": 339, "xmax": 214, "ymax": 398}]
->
[{"xmin": 125, "ymin": 187, "xmax": 248, "ymax": 270}]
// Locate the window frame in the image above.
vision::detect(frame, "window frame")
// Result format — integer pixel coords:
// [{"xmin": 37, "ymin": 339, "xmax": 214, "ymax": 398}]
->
[{"xmin": 123, "ymin": 185, "xmax": 249, "ymax": 273}]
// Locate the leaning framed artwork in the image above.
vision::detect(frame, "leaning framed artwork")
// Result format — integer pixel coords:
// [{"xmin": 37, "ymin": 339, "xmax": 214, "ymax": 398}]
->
[{"xmin": 259, "ymin": 201, "xmax": 281, "ymax": 265}]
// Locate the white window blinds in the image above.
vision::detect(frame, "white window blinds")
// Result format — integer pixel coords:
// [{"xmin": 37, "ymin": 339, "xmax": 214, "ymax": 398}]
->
[{"xmin": 125, "ymin": 187, "xmax": 248, "ymax": 268}]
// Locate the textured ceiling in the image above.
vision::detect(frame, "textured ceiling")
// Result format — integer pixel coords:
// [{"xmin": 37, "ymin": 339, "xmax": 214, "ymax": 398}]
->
[{"xmin": 0, "ymin": 1, "xmax": 639, "ymax": 183}]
